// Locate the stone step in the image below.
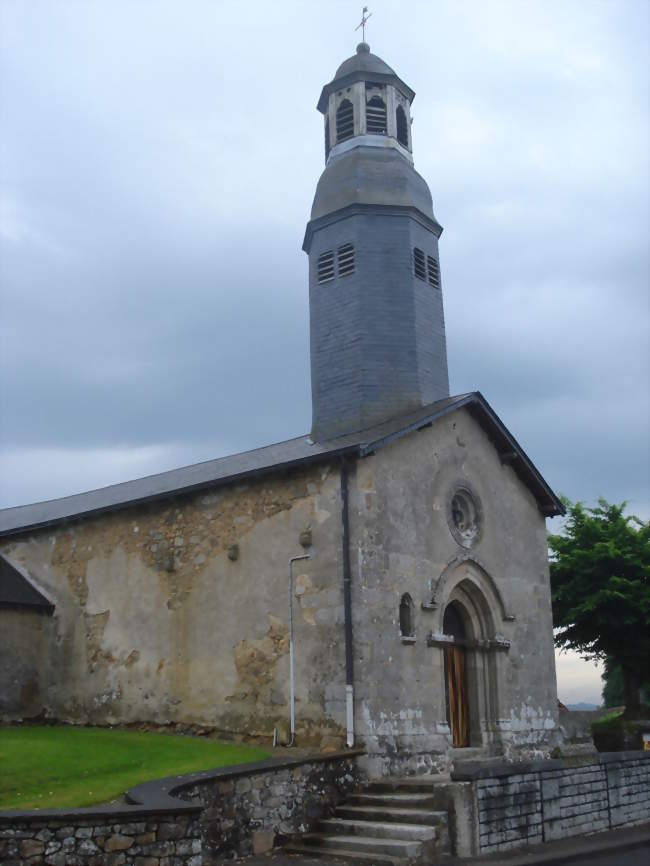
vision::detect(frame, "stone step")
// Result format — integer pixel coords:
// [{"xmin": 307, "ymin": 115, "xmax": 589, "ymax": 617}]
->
[
  {"xmin": 295, "ymin": 832, "xmax": 423, "ymax": 859},
  {"xmin": 366, "ymin": 775, "xmax": 449, "ymax": 793},
  {"xmin": 336, "ymin": 803, "xmax": 447, "ymax": 825},
  {"xmin": 319, "ymin": 817, "xmax": 437, "ymax": 842},
  {"xmin": 285, "ymin": 842, "xmax": 399, "ymax": 864},
  {"xmin": 347, "ymin": 791, "xmax": 436, "ymax": 808}
]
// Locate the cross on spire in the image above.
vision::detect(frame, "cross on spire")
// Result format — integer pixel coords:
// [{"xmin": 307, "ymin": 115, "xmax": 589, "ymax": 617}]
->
[{"xmin": 355, "ymin": 6, "xmax": 372, "ymax": 42}]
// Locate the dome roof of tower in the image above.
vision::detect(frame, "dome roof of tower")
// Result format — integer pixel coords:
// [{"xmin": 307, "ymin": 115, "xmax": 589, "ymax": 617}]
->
[
  {"xmin": 334, "ymin": 43, "xmax": 396, "ymax": 79},
  {"xmin": 317, "ymin": 43, "xmax": 415, "ymax": 114},
  {"xmin": 308, "ymin": 146, "xmax": 438, "ymax": 227}
]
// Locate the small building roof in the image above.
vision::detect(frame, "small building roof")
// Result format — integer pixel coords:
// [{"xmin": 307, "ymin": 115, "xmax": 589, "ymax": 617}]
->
[
  {"xmin": 0, "ymin": 554, "xmax": 55, "ymax": 613},
  {"xmin": 0, "ymin": 392, "xmax": 564, "ymax": 538}
]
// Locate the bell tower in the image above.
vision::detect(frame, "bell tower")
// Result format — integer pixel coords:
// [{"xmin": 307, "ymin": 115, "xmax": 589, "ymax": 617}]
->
[{"xmin": 304, "ymin": 42, "xmax": 450, "ymax": 441}]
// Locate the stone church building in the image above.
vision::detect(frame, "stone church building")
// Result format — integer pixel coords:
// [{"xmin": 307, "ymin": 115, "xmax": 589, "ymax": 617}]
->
[{"xmin": 0, "ymin": 43, "xmax": 564, "ymax": 776}]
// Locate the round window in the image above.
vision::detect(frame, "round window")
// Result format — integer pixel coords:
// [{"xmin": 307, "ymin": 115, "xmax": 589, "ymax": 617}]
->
[{"xmin": 448, "ymin": 487, "xmax": 481, "ymax": 548}]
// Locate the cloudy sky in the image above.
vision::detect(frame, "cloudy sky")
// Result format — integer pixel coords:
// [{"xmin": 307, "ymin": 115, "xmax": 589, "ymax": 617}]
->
[{"xmin": 1, "ymin": 0, "xmax": 648, "ymax": 704}]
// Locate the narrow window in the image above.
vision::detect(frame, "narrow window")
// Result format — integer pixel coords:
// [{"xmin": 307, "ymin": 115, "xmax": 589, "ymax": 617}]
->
[
  {"xmin": 427, "ymin": 256, "xmax": 440, "ymax": 288},
  {"xmin": 413, "ymin": 247, "xmax": 426, "ymax": 281},
  {"xmin": 396, "ymin": 104, "xmax": 408, "ymax": 147},
  {"xmin": 324, "ymin": 116, "xmax": 330, "ymax": 160},
  {"xmin": 317, "ymin": 250, "xmax": 335, "ymax": 283},
  {"xmin": 399, "ymin": 593, "xmax": 414, "ymax": 637},
  {"xmin": 338, "ymin": 243, "xmax": 355, "ymax": 277},
  {"xmin": 336, "ymin": 99, "xmax": 354, "ymax": 143},
  {"xmin": 366, "ymin": 95, "xmax": 387, "ymax": 134}
]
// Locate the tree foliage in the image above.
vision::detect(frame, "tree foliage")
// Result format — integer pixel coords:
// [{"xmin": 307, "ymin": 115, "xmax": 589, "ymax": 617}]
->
[
  {"xmin": 602, "ymin": 657, "xmax": 649, "ymax": 708},
  {"xmin": 549, "ymin": 499, "xmax": 650, "ymax": 713}
]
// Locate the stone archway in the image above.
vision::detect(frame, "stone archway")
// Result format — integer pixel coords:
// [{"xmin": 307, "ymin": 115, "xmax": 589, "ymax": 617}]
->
[{"xmin": 432, "ymin": 561, "xmax": 509, "ymax": 750}]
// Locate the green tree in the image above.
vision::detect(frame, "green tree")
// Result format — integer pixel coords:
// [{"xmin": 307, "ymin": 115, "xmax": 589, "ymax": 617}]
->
[
  {"xmin": 549, "ymin": 499, "xmax": 650, "ymax": 717},
  {"xmin": 602, "ymin": 657, "xmax": 650, "ymax": 708}
]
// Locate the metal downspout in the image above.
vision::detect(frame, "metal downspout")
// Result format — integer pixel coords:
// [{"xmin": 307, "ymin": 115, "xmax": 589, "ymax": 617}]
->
[{"xmin": 341, "ymin": 457, "xmax": 355, "ymax": 747}]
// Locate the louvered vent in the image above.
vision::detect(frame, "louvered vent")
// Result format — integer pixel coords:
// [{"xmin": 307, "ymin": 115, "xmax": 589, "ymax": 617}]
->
[
  {"xmin": 338, "ymin": 243, "xmax": 355, "ymax": 277},
  {"xmin": 413, "ymin": 247, "xmax": 426, "ymax": 281},
  {"xmin": 317, "ymin": 250, "xmax": 335, "ymax": 283},
  {"xmin": 396, "ymin": 104, "xmax": 408, "ymax": 147},
  {"xmin": 324, "ymin": 116, "xmax": 330, "ymax": 160},
  {"xmin": 427, "ymin": 256, "xmax": 441, "ymax": 289},
  {"xmin": 366, "ymin": 96, "xmax": 387, "ymax": 134},
  {"xmin": 336, "ymin": 99, "xmax": 354, "ymax": 142}
]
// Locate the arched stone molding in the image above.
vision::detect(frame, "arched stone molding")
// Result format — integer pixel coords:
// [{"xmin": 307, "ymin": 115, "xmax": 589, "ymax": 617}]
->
[
  {"xmin": 427, "ymin": 559, "xmax": 512, "ymax": 750},
  {"xmin": 427, "ymin": 555, "xmax": 515, "ymax": 625}
]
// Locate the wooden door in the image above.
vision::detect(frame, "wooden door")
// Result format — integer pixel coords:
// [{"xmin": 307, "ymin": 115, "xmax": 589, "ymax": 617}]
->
[{"xmin": 445, "ymin": 644, "xmax": 469, "ymax": 747}]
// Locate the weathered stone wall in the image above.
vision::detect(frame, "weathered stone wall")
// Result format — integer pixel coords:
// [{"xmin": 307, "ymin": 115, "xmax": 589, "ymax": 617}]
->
[
  {"xmin": 180, "ymin": 753, "xmax": 360, "ymax": 860},
  {"xmin": 348, "ymin": 407, "xmax": 560, "ymax": 775},
  {"xmin": 460, "ymin": 752, "xmax": 650, "ymax": 855},
  {"xmin": 0, "ymin": 811, "xmax": 202, "ymax": 866},
  {"xmin": 0, "ymin": 462, "xmax": 349, "ymax": 748}
]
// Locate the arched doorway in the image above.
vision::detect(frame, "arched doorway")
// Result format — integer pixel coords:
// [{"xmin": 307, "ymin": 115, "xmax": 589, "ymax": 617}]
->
[{"xmin": 443, "ymin": 602, "xmax": 469, "ymax": 747}]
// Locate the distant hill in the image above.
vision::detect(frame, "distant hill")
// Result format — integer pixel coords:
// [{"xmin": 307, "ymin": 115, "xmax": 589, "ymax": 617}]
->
[{"xmin": 566, "ymin": 702, "xmax": 601, "ymax": 711}]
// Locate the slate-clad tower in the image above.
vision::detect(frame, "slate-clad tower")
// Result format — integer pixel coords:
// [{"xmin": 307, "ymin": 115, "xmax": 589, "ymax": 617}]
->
[{"xmin": 304, "ymin": 42, "xmax": 449, "ymax": 441}]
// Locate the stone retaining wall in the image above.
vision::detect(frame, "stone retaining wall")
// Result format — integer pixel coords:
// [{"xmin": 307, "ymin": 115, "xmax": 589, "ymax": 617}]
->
[
  {"xmin": 453, "ymin": 751, "xmax": 650, "ymax": 855},
  {"xmin": 0, "ymin": 750, "xmax": 361, "ymax": 865},
  {"xmin": 0, "ymin": 811, "xmax": 202, "ymax": 866},
  {"xmin": 179, "ymin": 752, "xmax": 361, "ymax": 860}
]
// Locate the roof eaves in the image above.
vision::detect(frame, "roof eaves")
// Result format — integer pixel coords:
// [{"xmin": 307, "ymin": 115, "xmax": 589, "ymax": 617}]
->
[
  {"xmin": 466, "ymin": 393, "xmax": 565, "ymax": 517},
  {"xmin": 0, "ymin": 443, "xmax": 362, "ymax": 539},
  {"xmin": 317, "ymin": 71, "xmax": 415, "ymax": 114},
  {"xmin": 358, "ymin": 392, "xmax": 564, "ymax": 517}
]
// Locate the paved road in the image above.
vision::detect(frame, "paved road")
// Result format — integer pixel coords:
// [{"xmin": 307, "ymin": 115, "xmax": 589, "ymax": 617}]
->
[{"xmin": 552, "ymin": 843, "xmax": 650, "ymax": 866}]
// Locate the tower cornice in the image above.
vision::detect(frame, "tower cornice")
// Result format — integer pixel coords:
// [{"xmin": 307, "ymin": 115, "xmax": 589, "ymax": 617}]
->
[
  {"xmin": 317, "ymin": 69, "xmax": 415, "ymax": 114},
  {"xmin": 303, "ymin": 202, "xmax": 443, "ymax": 253}
]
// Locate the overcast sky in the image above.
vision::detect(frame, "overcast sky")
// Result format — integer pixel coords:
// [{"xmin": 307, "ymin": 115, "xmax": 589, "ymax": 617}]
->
[{"xmin": 1, "ymin": 0, "xmax": 648, "ymax": 705}]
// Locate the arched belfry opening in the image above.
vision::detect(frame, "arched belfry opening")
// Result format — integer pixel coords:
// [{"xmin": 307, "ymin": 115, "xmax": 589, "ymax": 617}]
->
[
  {"xmin": 443, "ymin": 602, "xmax": 470, "ymax": 747},
  {"xmin": 396, "ymin": 103, "xmax": 408, "ymax": 147},
  {"xmin": 366, "ymin": 95, "xmax": 387, "ymax": 134},
  {"xmin": 336, "ymin": 99, "xmax": 354, "ymax": 142}
]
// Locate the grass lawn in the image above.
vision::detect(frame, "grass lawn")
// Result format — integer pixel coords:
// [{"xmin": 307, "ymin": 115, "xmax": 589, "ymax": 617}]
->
[{"xmin": 0, "ymin": 726, "xmax": 270, "ymax": 810}]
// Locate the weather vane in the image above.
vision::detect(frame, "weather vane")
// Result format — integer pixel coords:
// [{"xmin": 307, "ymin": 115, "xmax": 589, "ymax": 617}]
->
[{"xmin": 355, "ymin": 6, "xmax": 372, "ymax": 42}]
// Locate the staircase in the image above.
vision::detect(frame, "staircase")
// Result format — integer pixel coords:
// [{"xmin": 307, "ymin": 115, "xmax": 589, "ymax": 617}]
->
[{"xmin": 286, "ymin": 778, "xmax": 450, "ymax": 864}]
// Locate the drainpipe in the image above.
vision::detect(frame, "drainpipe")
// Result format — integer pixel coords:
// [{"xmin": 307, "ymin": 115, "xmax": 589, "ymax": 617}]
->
[
  {"xmin": 288, "ymin": 553, "xmax": 310, "ymax": 746},
  {"xmin": 341, "ymin": 457, "xmax": 355, "ymax": 747}
]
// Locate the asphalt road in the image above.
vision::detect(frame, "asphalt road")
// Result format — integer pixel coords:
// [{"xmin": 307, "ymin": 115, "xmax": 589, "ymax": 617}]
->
[{"xmin": 553, "ymin": 843, "xmax": 650, "ymax": 866}]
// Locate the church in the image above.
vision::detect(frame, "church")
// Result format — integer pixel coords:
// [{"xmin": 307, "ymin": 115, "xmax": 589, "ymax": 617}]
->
[{"xmin": 0, "ymin": 41, "xmax": 564, "ymax": 777}]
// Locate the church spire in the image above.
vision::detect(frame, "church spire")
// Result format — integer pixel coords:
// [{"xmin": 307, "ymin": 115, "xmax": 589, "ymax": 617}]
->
[{"xmin": 305, "ymin": 45, "xmax": 449, "ymax": 442}]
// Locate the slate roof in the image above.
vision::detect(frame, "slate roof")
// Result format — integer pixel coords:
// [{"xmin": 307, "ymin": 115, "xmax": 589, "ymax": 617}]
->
[
  {"xmin": 0, "ymin": 554, "xmax": 55, "ymax": 613},
  {"xmin": 317, "ymin": 43, "xmax": 415, "ymax": 114},
  {"xmin": 0, "ymin": 392, "xmax": 564, "ymax": 538}
]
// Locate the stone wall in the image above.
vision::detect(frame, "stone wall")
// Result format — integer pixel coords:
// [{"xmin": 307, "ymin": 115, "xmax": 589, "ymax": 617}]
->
[
  {"xmin": 454, "ymin": 751, "xmax": 650, "ymax": 856},
  {"xmin": 179, "ymin": 752, "xmax": 361, "ymax": 860},
  {"xmin": 348, "ymin": 408, "xmax": 560, "ymax": 776},
  {"xmin": 0, "ymin": 462, "xmax": 349, "ymax": 748},
  {"xmin": 0, "ymin": 811, "xmax": 202, "ymax": 866},
  {"xmin": 0, "ymin": 751, "xmax": 360, "ymax": 866}
]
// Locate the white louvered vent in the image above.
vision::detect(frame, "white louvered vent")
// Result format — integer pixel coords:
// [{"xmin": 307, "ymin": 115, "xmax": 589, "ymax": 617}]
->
[
  {"xmin": 336, "ymin": 99, "xmax": 354, "ymax": 142},
  {"xmin": 427, "ymin": 256, "xmax": 441, "ymax": 289},
  {"xmin": 413, "ymin": 247, "xmax": 426, "ymax": 281},
  {"xmin": 366, "ymin": 96, "xmax": 387, "ymax": 134},
  {"xmin": 338, "ymin": 243, "xmax": 355, "ymax": 277},
  {"xmin": 317, "ymin": 250, "xmax": 335, "ymax": 283}
]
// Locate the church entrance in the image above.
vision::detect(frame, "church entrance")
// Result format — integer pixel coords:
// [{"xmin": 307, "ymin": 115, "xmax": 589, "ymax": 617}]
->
[{"xmin": 443, "ymin": 602, "xmax": 470, "ymax": 747}]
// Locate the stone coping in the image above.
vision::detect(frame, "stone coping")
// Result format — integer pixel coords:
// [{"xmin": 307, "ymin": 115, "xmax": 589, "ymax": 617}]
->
[
  {"xmin": 451, "ymin": 749, "xmax": 650, "ymax": 781},
  {"xmin": 0, "ymin": 747, "xmax": 364, "ymax": 824}
]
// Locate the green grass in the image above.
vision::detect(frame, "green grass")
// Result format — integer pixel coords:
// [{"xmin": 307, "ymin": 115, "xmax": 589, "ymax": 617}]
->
[{"xmin": 0, "ymin": 726, "xmax": 270, "ymax": 810}]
